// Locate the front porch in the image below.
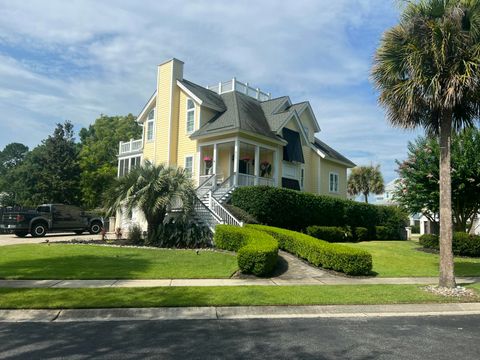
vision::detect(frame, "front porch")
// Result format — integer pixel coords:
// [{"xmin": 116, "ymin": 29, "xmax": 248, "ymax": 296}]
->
[{"xmin": 197, "ymin": 138, "xmax": 279, "ymax": 189}]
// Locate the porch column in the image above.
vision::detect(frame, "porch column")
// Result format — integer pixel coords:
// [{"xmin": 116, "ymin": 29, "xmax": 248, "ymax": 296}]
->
[
  {"xmin": 273, "ymin": 148, "xmax": 279, "ymax": 187},
  {"xmin": 234, "ymin": 138, "xmax": 240, "ymax": 186},
  {"xmin": 254, "ymin": 145, "xmax": 260, "ymax": 185},
  {"xmin": 213, "ymin": 143, "xmax": 218, "ymax": 175}
]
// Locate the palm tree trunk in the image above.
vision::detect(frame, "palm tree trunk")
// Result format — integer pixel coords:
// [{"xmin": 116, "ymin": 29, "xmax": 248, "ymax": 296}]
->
[
  {"xmin": 364, "ymin": 193, "xmax": 369, "ymax": 203},
  {"xmin": 438, "ymin": 114, "xmax": 456, "ymax": 288}
]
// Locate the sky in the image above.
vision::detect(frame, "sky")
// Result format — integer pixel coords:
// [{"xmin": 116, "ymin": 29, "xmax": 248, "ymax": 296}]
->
[{"xmin": 0, "ymin": 0, "xmax": 422, "ymax": 183}]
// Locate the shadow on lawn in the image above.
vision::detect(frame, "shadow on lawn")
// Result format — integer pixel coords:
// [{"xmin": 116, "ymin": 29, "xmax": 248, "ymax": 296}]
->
[
  {"xmin": 455, "ymin": 261, "xmax": 480, "ymax": 276},
  {"xmin": 0, "ymin": 254, "xmax": 153, "ymax": 280}
]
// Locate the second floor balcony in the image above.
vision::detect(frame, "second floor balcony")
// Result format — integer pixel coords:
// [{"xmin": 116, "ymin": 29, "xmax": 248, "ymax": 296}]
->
[{"xmin": 119, "ymin": 138, "xmax": 143, "ymax": 156}]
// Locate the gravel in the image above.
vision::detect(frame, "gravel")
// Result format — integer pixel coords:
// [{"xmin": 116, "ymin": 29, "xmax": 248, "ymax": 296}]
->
[{"xmin": 423, "ymin": 285, "xmax": 476, "ymax": 297}]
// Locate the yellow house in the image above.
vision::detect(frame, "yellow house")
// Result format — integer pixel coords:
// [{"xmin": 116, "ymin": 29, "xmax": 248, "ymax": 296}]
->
[{"xmin": 117, "ymin": 58, "xmax": 355, "ymax": 229}]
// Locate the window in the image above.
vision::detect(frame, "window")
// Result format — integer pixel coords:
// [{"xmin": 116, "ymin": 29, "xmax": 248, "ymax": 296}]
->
[
  {"xmin": 119, "ymin": 156, "xmax": 141, "ymax": 177},
  {"xmin": 146, "ymin": 109, "xmax": 155, "ymax": 141},
  {"xmin": 185, "ymin": 156, "xmax": 193, "ymax": 177},
  {"xmin": 329, "ymin": 172, "xmax": 339, "ymax": 193},
  {"xmin": 186, "ymin": 99, "xmax": 195, "ymax": 133}
]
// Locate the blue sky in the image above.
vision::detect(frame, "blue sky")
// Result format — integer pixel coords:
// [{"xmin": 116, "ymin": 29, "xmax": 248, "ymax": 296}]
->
[{"xmin": 0, "ymin": 0, "xmax": 422, "ymax": 183}]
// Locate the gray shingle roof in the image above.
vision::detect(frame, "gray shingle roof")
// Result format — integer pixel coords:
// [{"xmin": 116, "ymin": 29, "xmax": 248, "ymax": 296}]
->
[
  {"xmin": 313, "ymin": 138, "xmax": 356, "ymax": 167},
  {"xmin": 179, "ymin": 79, "xmax": 226, "ymax": 112},
  {"xmin": 191, "ymin": 91, "xmax": 280, "ymax": 141}
]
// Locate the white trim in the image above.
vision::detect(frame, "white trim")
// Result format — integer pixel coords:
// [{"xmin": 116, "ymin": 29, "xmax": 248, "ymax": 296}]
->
[
  {"xmin": 136, "ymin": 92, "xmax": 157, "ymax": 124},
  {"xmin": 191, "ymin": 129, "xmax": 287, "ymax": 146},
  {"xmin": 329, "ymin": 171, "xmax": 339, "ymax": 193},
  {"xmin": 293, "ymin": 102, "xmax": 321, "ymax": 133},
  {"xmin": 186, "ymin": 98, "xmax": 195, "ymax": 134},
  {"xmin": 270, "ymin": 96, "xmax": 292, "ymax": 115},
  {"xmin": 184, "ymin": 154, "xmax": 194, "ymax": 178},
  {"xmin": 310, "ymin": 144, "xmax": 355, "ymax": 168},
  {"xmin": 276, "ymin": 111, "xmax": 310, "ymax": 146},
  {"xmin": 118, "ymin": 155, "xmax": 143, "ymax": 177},
  {"xmin": 146, "ymin": 109, "xmax": 155, "ymax": 142},
  {"xmin": 317, "ymin": 156, "xmax": 322, "ymax": 194}
]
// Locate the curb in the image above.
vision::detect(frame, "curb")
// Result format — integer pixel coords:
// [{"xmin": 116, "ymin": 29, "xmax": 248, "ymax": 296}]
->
[{"xmin": 1, "ymin": 303, "xmax": 480, "ymax": 322}]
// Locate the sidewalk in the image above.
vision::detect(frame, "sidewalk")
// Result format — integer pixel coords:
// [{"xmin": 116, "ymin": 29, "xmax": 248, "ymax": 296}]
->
[
  {"xmin": 1, "ymin": 276, "xmax": 479, "ymax": 288},
  {"xmin": 1, "ymin": 303, "xmax": 480, "ymax": 322}
]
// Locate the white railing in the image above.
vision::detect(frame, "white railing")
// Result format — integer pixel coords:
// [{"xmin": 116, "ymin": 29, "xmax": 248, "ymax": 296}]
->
[
  {"xmin": 194, "ymin": 196, "xmax": 223, "ymax": 231},
  {"xmin": 237, "ymin": 173, "xmax": 275, "ymax": 187},
  {"xmin": 197, "ymin": 174, "xmax": 217, "ymax": 199},
  {"xmin": 206, "ymin": 78, "xmax": 271, "ymax": 101},
  {"xmin": 119, "ymin": 138, "xmax": 143, "ymax": 155},
  {"xmin": 209, "ymin": 193, "xmax": 243, "ymax": 227}
]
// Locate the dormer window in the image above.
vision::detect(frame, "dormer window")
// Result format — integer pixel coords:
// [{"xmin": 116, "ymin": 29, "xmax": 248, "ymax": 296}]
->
[
  {"xmin": 146, "ymin": 109, "xmax": 155, "ymax": 141},
  {"xmin": 186, "ymin": 99, "xmax": 195, "ymax": 134}
]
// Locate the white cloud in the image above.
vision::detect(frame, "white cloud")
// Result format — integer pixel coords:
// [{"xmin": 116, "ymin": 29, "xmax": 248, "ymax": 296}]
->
[{"xmin": 0, "ymin": 0, "xmax": 413, "ymax": 181}]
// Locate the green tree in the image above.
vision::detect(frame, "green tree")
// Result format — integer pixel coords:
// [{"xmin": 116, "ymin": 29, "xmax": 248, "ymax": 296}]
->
[
  {"xmin": 78, "ymin": 114, "xmax": 141, "ymax": 209},
  {"xmin": 11, "ymin": 121, "xmax": 81, "ymax": 206},
  {"xmin": 396, "ymin": 129, "xmax": 480, "ymax": 232},
  {"xmin": 347, "ymin": 165, "xmax": 385, "ymax": 203},
  {"xmin": 105, "ymin": 161, "xmax": 195, "ymax": 237},
  {"xmin": 0, "ymin": 143, "xmax": 29, "ymax": 205},
  {"xmin": 372, "ymin": 0, "xmax": 480, "ymax": 287}
]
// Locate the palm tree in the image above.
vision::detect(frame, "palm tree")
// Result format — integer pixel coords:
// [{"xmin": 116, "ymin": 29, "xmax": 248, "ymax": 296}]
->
[
  {"xmin": 372, "ymin": 0, "xmax": 480, "ymax": 288},
  {"xmin": 106, "ymin": 161, "xmax": 196, "ymax": 237},
  {"xmin": 347, "ymin": 165, "xmax": 385, "ymax": 203}
]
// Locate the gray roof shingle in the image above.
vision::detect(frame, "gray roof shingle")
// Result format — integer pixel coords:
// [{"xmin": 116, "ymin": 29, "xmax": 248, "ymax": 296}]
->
[
  {"xmin": 313, "ymin": 138, "xmax": 356, "ymax": 167},
  {"xmin": 179, "ymin": 79, "xmax": 226, "ymax": 111}
]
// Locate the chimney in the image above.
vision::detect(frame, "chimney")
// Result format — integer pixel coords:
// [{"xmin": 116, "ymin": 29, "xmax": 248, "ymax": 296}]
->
[{"xmin": 154, "ymin": 58, "xmax": 184, "ymax": 165}]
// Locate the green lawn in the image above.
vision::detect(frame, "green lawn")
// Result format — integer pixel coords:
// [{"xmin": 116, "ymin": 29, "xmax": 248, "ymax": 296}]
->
[
  {"xmin": 342, "ymin": 241, "xmax": 480, "ymax": 277},
  {"xmin": 0, "ymin": 284, "xmax": 477, "ymax": 309},
  {"xmin": 0, "ymin": 244, "xmax": 238, "ymax": 279}
]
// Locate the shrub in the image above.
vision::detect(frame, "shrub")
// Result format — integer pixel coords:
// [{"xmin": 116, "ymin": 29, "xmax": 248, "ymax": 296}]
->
[
  {"xmin": 231, "ymin": 186, "xmax": 407, "ymax": 236},
  {"xmin": 419, "ymin": 234, "xmax": 439, "ymax": 250},
  {"xmin": 214, "ymin": 225, "xmax": 278, "ymax": 276},
  {"xmin": 452, "ymin": 232, "xmax": 480, "ymax": 257},
  {"xmin": 353, "ymin": 227, "xmax": 369, "ymax": 242},
  {"xmin": 250, "ymin": 225, "xmax": 372, "ymax": 275},
  {"xmin": 224, "ymin": 204, "xmax": 259, "ymax": 224},
  {"xmin": 411, "ymin": 225, "xmax": 420, "ymax": 234},
  {"xmin": 306, "ymin": 226, "xmax": 348, "ymax": 243},
  {"xmin": 147, "ymin": 218, "xmax": 212, "ymax": 248},
  {"xmin": 375, "ymin": 226, "xmax": 391, "ymax": 240},
  {"xmin": 128, "ymin": 224, "xmax": 144, "ymax": 245}
]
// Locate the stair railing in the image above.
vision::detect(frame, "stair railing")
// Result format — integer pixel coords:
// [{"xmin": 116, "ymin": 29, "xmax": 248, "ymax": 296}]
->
[
  {"xmin": 196, "ymin": 174, "xmax": 216, "ymax": 199},
  {"xmin": 212, "ymin": 174, "xmax": 235, "ymax": 200},
  {"xmin": 208, "ymin": 191, "xmax": 243, "ymax": 227},
  {"xmin": 193, "ymin": 195, "xmax": 223, "ymax": 231}
]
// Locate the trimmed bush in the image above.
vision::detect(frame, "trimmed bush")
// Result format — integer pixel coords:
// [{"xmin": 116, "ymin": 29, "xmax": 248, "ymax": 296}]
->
[
  {"xmin": 214, "ymin": 225, "xmax": 278, "ymax": 276},
  {"xmin": 375, "ymin": 226, "xmax": 390, "ymax": 240},
  {"xmin": 419, "ymin": 232, "xmax": 480, "ymax": 257},
  {"xmin": 250, "ymin": 225, "xmax": 372, "ymax": 276},
  {"xmin": 411, "ymin": 225, "xmax": 420, "ymax": 234},
  {"xmin": 453, "ymin": 232, "xmax": 480, "ymax": 257},
  {"xmin": 306, "ymin": 226, "xmax": 348, "ymax": 243},
  {"xmin": 419, "ymin": 234, "xmax": 439, "ymax": 250},
  {"xmin": 224, "ymin": 204, "xmax": 259, "ymax": 224},
  {"xmin": 353, "ymin": 227, "xmax": 368, "ymax": 242},
  {"xmin": 230, "ymin": 186, "xmax": 408, "ymax": 237}
]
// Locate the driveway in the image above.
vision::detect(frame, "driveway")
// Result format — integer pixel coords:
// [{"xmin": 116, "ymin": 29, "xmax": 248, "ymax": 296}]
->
[{"xmin": 0, "ymin": 233, "xmax": 102, "ymax": 246}]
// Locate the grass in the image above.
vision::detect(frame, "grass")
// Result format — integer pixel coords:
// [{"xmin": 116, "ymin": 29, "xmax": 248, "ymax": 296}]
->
[
  {"xmin": 342, "ymin": 241, "xmax": 480, "ymax": 277},
  {"xmin": 0, "ymin": 284, "xmax": 477, "ymax": 309},
  {"xmin": 0, "ymin": 244, "xmax": 238, "ymax": 279}
]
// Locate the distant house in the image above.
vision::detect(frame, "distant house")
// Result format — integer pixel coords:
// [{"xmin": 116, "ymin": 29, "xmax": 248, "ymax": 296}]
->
[{"xmin": 116, "ymin": 58, "xmax": 355, "ymax": 231}]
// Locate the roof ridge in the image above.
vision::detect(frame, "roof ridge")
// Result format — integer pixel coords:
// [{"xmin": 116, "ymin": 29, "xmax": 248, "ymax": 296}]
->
[{"xmin": 182, "ymin": 78, "xmax": 220, "ymax": 96}]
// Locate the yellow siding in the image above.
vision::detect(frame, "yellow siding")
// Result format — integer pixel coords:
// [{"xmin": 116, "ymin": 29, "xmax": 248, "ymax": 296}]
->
[
  {"xmin": 176, "ymin": 91, "xmax": 199, "ymax": 177},
  {"xmin": 299, "ymin": 110, "xmax": 316, "ymax": 143},
  {"xmin": 320, "ymin": 159, "xmax": 347, "ymax": 198},
  {"xmin": 200, "ymin": 107, "xmax": 217, "ymax": 127}
]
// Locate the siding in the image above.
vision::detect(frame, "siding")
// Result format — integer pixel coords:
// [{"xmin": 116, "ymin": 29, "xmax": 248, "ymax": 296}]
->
[
  {"xmin": 176, "ymin": 90, "xmax": 199, "ymax": 178},
  {"xmin": 320, "ymin": 158, "xmax": 347, "ymax": 198}
]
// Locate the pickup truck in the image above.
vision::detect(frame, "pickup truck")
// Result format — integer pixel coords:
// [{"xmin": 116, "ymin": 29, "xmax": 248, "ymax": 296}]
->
[{"xmin": 0, "ymin": 204, "xmax": 104, "ymax": 238}]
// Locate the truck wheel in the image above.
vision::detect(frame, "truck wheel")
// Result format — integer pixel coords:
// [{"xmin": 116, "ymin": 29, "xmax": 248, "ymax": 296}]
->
[
  {"xmin": 14, "ymin": 231, "xmax": 28, "ymax": 238},
  {"xmin": 89, "ymin": 221, "xmax": 102, "ymax": 235},
  {"xmin": 31, "ymin": 223, "xmax": 47, "ymax": 237}
]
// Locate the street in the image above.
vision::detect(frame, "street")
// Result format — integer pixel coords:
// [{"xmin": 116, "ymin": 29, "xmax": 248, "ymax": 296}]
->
[{"xmin": 0, "ymin": 315, "xmax": 479, "ymax": 359}]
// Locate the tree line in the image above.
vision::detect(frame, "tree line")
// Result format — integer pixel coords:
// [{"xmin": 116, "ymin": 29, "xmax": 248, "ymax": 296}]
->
[{"xmin": 0, "ymin": 115, "xmax": 141, "ymax": 210}]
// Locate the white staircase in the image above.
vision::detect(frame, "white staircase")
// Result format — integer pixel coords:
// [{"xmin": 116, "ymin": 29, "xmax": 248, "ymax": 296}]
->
[{"xmin": 193, "ymin": 174, "xmax": 243, "ymax": 232}]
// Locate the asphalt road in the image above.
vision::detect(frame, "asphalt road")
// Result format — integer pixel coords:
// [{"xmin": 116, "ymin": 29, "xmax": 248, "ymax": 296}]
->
[{"xmin": 0, "ymin": 315, "xmax": 479, "ymax": 359}]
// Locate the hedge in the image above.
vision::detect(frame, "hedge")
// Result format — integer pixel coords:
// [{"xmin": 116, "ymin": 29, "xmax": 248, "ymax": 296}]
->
[
  {"xmin": 231, "ymin": 186, "xmax": 408, "ymax": 239},
  {"xmin": 214, "ymin": 225, "xmax": 278, "ymax": 276},
  {"xmin": 250, "ymin": 225, "xmax": 372, "ymax": 275},
  {"xmin": 419, "ymin": 232, "xmax": 480, "ymax": 257},
  {"xmin": 306, "ymin": 226, "xmax": 347, "ymax": 243}
]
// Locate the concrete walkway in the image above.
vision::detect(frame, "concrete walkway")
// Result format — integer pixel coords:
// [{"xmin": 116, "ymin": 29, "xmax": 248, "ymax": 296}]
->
[
  {"xmin": 1, "ymin": 276, "xmax": 479, "ymax": 288},
  {"xmin": 2, "ymin": 303, "xmax": 480, "ymax": 322}
]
